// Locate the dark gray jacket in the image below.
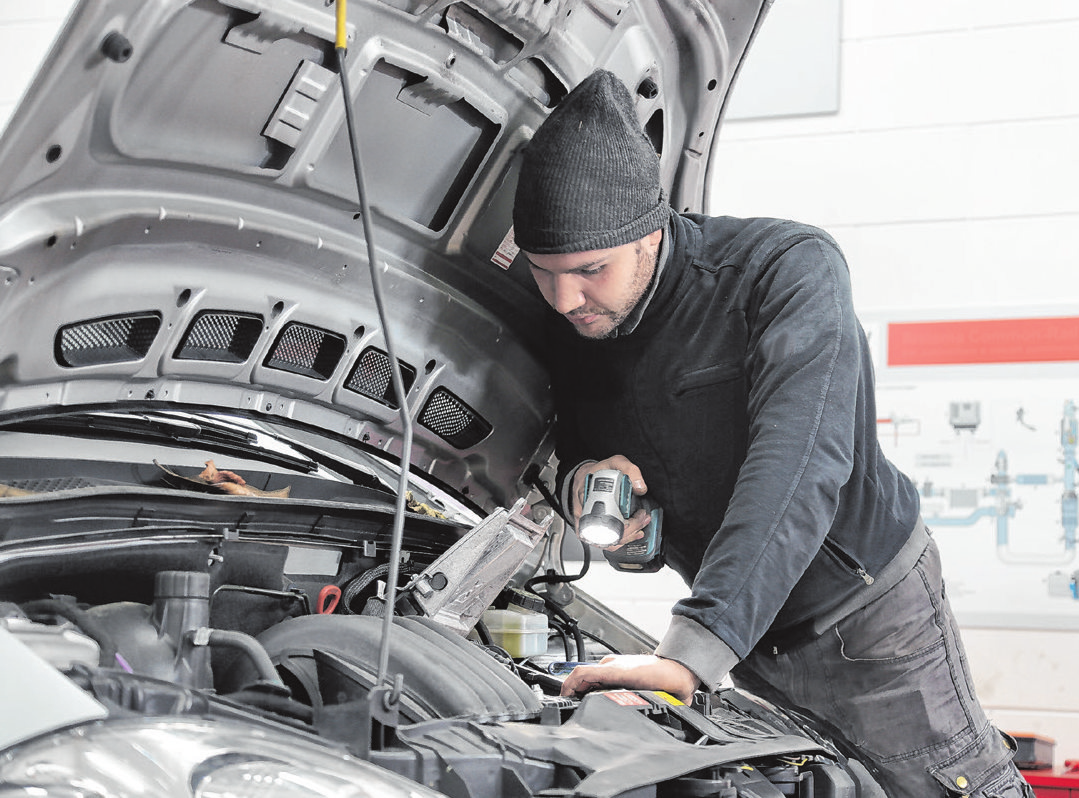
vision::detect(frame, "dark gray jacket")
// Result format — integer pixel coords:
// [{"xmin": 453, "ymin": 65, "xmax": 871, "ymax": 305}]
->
[{"xmin": 550, "ymin": 213, "xmax": 921, "ymax": 686}]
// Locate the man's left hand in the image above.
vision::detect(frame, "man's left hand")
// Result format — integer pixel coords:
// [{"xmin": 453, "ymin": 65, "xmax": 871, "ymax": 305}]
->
[{"xmin": 559, "ymin": 654, "xmax": 700, "ymax": 703}]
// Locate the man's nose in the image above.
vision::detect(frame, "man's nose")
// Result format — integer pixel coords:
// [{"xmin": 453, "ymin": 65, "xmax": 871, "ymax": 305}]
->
[{"xmin": 551, "ymin": 275, "xmax": 585, "ymax": 314}]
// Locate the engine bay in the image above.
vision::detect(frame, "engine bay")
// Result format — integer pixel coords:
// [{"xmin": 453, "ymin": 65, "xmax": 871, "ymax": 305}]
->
[{"xmin": 0, "ymin": 476, "xmax": 881, "ymax": 798}]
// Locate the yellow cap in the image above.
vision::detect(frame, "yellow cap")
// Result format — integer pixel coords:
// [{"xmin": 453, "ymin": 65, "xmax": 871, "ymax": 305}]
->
[{"xmin": 335, "ymin": 0, "xmax": 347, "ymax": 50}]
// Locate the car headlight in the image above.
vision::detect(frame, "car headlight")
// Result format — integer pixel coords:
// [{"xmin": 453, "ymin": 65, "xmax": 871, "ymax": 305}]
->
[{"xmin": 0, "ymin": 716, "xmax": 445, "ymax": 798}]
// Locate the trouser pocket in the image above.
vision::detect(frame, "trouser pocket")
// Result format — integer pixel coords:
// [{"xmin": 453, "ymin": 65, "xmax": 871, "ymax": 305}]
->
[
  {"xmin": 931, "ymin": 727, "xmax": 1030, "ymax": 797},
  {"xmin": 828, "ymin": 541, "xmax": 980, "ymax": 761}
]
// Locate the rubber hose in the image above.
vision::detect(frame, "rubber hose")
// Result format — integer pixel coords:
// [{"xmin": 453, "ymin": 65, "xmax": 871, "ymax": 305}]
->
[
  {"xmin": 396, "ymin": 616, "xmax": 541, "ymax": 718},
  {"xmin": 221, "ymin": 688, "xmax": 314, "ymax": 724},
  {"xmin": 204, "ymin": 628, "xmax": 283, "ymax": 687},
  {"xmin": 389, "ymin": 616, "xmax": 513, "ymax": 717}
]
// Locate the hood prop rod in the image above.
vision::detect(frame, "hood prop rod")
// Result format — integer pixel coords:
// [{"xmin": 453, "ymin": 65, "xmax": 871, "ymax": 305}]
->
[{"xmin": 336, "ymin": 0, "xmax": 410, "ymax": 718}]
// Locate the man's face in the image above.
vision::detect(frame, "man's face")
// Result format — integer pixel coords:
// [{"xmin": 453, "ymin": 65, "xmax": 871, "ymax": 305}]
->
[{"xmin": 525, "ymin": 229, "xmax": 662, "ymax": 339}]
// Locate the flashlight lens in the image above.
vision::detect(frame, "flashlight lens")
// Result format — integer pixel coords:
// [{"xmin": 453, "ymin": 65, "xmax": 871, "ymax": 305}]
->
[{"xmin": 578, "ymin": 514, "xmax": 622, "ymax": 546}]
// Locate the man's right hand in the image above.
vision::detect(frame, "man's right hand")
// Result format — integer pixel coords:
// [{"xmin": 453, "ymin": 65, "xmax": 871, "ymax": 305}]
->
[
  {"xmin": 571, "ymin": 456, "xmax": 651, "ymax": 550},
  {"xmin": 560, "ymin": 654, "xmax": 700, "ymax": 703}
]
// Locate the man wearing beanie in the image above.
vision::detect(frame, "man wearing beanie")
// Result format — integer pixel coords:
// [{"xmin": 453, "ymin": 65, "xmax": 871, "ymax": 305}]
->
[{"xmin": 514, "ymin": 69, "xmax": 1031, "ymax": 798}]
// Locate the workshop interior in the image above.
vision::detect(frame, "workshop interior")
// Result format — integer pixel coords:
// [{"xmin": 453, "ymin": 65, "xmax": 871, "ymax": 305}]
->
[{"xmin": 0, "ymin": 1, "xmax": 1075, "ymax": 797}]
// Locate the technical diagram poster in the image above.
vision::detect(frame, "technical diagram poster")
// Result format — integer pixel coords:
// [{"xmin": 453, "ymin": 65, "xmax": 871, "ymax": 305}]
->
[{"xmin": 866, "ymin": 315, "xmax": 1079, "ymax": 630}]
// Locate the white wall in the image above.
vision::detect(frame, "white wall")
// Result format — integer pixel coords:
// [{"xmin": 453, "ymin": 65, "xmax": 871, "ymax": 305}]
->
[
  {"xmin": 2, "ymin": 0, "xmax": 1077, "ymax": 770},
  {"xmin": 0, "ymin": 2, "xmax": 76, "ymax": 129},
  {"xmin": 711, "ymin": 1, "xmax": 1079, "ymax": 316}
]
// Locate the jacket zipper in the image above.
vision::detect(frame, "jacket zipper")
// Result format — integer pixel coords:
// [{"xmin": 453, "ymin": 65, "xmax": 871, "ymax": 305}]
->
[{"xmin": 822, "ymin": 538, "xmax": 875, "ymax": 585}]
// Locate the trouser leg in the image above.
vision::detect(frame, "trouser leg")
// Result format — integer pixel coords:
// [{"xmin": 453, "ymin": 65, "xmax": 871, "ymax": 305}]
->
[{"xmin": 732, "ymin": 538, "xmax": 1033, "ymax": 798}]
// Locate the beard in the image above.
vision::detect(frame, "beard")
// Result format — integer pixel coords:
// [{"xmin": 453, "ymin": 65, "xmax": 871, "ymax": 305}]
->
[{"xmin": 567, "ymin": 242, "xmax": 656, "ymax": 340}]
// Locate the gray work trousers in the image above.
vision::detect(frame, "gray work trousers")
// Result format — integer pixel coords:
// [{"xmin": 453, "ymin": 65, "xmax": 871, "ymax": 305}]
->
[{"xmin": 732, "ymin": 536, "xmax": 1034, "ymax": 798}]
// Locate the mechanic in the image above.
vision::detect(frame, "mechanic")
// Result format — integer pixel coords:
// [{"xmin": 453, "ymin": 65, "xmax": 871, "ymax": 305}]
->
[{"xmin": 512, "ymin": 69, "xmax": 1033, "ymax": 798}]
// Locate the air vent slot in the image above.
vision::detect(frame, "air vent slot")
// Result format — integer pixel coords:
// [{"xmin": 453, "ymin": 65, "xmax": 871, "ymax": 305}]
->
[
  {"xmin": 55, "ymin": 312, "xmax": 161, "ymax": 367},
  {"xmin": 175, "ymin": 311, "xmax": 263, "ymax": 363},
  {"xmin": 420, "ymin": 388, "xmax": 492, "ymax": 449},
  {"xmin": 345, "ymin": 346, "xmax": 417, "ymax": 409},
  {"xmin": 5, "ymin": 476, "xmax": 100, "ymax": 493},
  {"xmin": 264, "ymin": 323, "xmax": 346, "ymax": 380}
]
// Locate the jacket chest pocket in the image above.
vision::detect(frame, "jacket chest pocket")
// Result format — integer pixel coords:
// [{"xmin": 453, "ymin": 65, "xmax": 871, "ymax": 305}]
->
[
  {"xmin": 646, "ymin": 360, "xmax": 749, "ymax": 529},
  {"xmin": 662, "ymin": 360, "xmax": 748, "ymax": 450},
  {"xmin": 672, "ymin": 361, "xmax": 745, "ymax": 397}
]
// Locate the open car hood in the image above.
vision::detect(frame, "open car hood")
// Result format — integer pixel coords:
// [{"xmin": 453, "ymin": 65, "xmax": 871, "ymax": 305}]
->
[{"xmin": 0, "ymin": 0, "xmax": 769, "ymax": 510}]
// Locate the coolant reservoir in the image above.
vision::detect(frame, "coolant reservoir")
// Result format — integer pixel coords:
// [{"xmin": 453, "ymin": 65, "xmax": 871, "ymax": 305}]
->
[{"xmin": 481, "ymin": 605, "xmax": 549, "ymax": 658}]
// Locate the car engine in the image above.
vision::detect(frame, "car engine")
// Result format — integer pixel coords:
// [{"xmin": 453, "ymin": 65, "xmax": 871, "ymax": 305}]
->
[{"xmin": 0, "ymin": 478, "xmax": 884, "ymax": 798}]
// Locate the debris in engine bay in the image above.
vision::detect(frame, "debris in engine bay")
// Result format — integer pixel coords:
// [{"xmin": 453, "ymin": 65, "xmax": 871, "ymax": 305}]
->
[
  {"xmin": 0, "ymin": 483, "xmax": 35, "ymax": 497},
  {"xmin": 154, "ymin": 459, "xmax": 291, "ymax": 498},
  {"xmin": 405, "ymin": 491, "xmax": 448, "ymax": 519}
]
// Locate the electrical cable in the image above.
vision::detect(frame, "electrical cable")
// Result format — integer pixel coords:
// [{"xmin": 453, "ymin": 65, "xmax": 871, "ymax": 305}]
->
[
  {"xmin": 525, "ymin": 587, "xmax": 586, "ymax": 661},
  {"xmin": 523, "ymin": 464, "xmax": 591, "ymax": 586},
  {"xmin": 548, "ymin": 617, "xmax": 573, "ymax": 660},
  {"xmin": 335, "ymin": 0, "xmax": 412, "ymax": 696},
  {"xmin": 524, "ymin": 463, "xmax": 568, "ymax": 524},
  {"xmin": 333, "ymin": 0, "xmax": 616, "ymax": 682},
  {"xmin": 577, "ymin": 624, "xmax": 622, "ymax": 656}
]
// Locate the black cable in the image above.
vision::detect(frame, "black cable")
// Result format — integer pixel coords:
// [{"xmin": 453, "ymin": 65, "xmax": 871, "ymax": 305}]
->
[
  {"xmin": 524, "ymin": 463, "xmax": 568, "ymax": 523},
  {"xmin": 526, "ymin": 545, "xmax": 590, "ymax": 594},
  {"xmin": 525, "ymin": 587, "xmax": 586, "ymax": 661},
  {"xmin": 547, "ymin": 617, "xmax": 572, "ymax": 660},
  {"xmin": 522, "ymin": 466, "xmax": 593, "ymax": 587},
  {"xmin": 520, "ymin": 466, "xmax": 592, "ymax": 661},
  {"xmin": 567, "ymin": 616, "xmax": 586, "ymax": 661},
  {"xmin": 336, "ymin": 34, "xmax": 412, "ymax": 696},
  {"xmin": 473, "ymin": 616, "xmax": 493, "ymax": 646},
  {"xmin": 577, "ymin": 625, "xmax": 622, "ymax": 657}
]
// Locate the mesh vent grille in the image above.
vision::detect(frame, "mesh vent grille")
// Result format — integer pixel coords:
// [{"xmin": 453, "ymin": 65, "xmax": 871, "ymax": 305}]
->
[
  {"xmin": 344, "ymin": 347, "xmax": 416, "ymax": 409},
  {"xmin": 55, "ymin": 313, "xmax": 161, "ymax": 367},
  {"xmin": 6, "ymin": 476, "xmax": 100, "ymax": 492},
  {"xmin": 264, "ymin": 323, "xmax": 346, "ymax": 380},
  {"xmin": 175, "ymin": 311, "xmax": 263, "ymax": 363},
  {"xmin": 420, "ymin": 387, "xmax": 492, "ymax": 449}
]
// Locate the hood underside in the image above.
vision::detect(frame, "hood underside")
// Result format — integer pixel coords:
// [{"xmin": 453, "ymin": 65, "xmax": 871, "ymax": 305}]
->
[{"xmin": 0, "ymin": 0, "xmax": 768, "ymax": 509}]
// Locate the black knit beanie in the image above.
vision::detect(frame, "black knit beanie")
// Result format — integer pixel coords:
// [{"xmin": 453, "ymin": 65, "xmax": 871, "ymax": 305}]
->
[{"xmin": 513, "ymin": 69, "xmax": 670, "ymax": 254}]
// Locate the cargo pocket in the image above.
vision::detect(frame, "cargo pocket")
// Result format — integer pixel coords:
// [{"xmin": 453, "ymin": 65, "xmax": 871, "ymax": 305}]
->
[
  {"xmin": 930, "ymin": 726, "xmax": 1025, "ymax": 797},
  {"xmin": 828, "ymin": 542, "xmax": 977, "ymax": 762}
]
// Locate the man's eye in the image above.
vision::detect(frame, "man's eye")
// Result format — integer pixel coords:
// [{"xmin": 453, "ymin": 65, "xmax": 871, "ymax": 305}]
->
[{"xmin": 580, "ymin": 266, "xmax": 603, "ymax": 276}]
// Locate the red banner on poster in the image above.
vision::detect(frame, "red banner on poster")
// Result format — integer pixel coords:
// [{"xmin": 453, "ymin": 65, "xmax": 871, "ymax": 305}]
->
[{"xmin": 887, "ymin": 317, "xmax": 1079, "ymax": 366}]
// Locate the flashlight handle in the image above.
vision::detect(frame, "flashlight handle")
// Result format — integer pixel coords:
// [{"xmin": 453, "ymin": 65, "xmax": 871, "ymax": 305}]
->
[{"xmin": 581, "ymin": 469, "xmax": 633, "ymax": 518}]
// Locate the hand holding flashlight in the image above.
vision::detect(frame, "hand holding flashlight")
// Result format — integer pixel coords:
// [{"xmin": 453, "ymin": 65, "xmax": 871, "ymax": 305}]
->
[
  {"xmin": 571, "ymin": 457, "xmax": 647, "ymax": 544},
  {"xmin": 573, "ymin": 459, "xmax": 663, "ymax": 571}
]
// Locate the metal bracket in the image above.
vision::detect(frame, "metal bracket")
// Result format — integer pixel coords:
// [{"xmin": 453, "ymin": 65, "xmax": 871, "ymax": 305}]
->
[
  {"xmin": 263, "ymin": 60, "xmax": 335, "ymax": 148},
  {"xmin": 404, "ymin": 498, "xmax": 551, "ymax": 635}
]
